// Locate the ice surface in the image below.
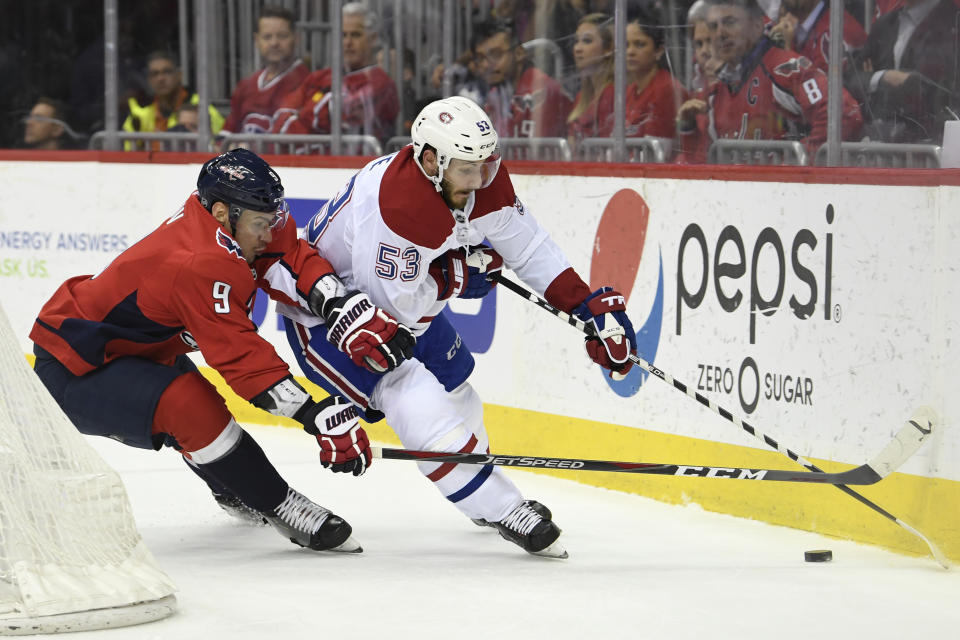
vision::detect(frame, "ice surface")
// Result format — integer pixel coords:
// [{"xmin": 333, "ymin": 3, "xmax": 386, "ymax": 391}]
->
[{"xmin": 50, "ymin": 424, "xmax": 960, "ymax": 640}]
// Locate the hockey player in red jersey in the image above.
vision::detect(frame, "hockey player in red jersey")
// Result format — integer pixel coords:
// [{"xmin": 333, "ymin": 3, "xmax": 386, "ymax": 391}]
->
[
  {"xmin": 219, "ymin": 6, "xmax": 309, "ymax": 136},
  {"xmin": 31, "ymin": 149, "xmax": 414, "ymax": 553},
  {"xmin": 676, "ymin": 0, "xmax": 863, "ymax": 163}
]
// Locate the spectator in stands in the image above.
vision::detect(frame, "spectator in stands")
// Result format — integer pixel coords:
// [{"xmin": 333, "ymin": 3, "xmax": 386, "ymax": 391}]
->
[
  {"xmin": 471, "ymin": 19, "xmax": 573, "ymax": 138},
  {"xmin": 675, "ymin": 0, "xmax": 862, "ymax": 163},
  {"xmin": 426, "ymin": 52, "xmax": 485, "ymax": 107},
  {"xmin": 123, "ymin": 51, "xmax": 224, "ymax": 151},
  {"xmin": 767, "ymin": 0, "xmax": 866, "ymax": 73},
  {"xmin": 687, "ymin": 0, "xmax": 720, "ymax": 93},
  {"xmin": 164, "ymin": 104, "xmax": 203, "ymax": 151},
  {"xmin": 270, "ymin": 3, "xmax": 399, "ymax": 145},
  {"xmin": 624, "ymin": 10, "xmax": 687, "ymax": 139},
  {"xmin": 377, "ymin": 46, "xmax": 418, "ymax": 133},
  {"xmin": 566, "ymin": 13, "xmax": 615, "ymax": 149},
  {"xmin": 170, "ymin": 104, "xmax": 199, "ymax": 133},
  {"xmin": 846, "ymin": 0, "xmax": 960, "ymax": 144},
  {"xmin": 23, "ymin": 97, "xmax": 74, "ymax": 150},
  {"xmin": 220, "ymin": 6, "xmax": 309, "ymax": 138}
]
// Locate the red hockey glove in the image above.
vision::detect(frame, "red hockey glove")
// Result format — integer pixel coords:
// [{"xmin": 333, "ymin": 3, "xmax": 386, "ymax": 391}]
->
[
  {"xmin": 294, "ymin": 396, "xmax": 371, "ymax": 476},
  {"xmin": 429, "ymin": 245, "xmax": 504, "ymax": 300},
  {"xmin": 323, "ymin": 291, "xmax": 416, "ymax": 373},
  {"xmin": 572, "ymin": 287, "xmax": 637, "ymax": 380}
]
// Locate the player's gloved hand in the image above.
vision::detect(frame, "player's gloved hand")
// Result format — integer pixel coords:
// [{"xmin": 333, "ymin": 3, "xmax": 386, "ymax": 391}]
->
[
  {"xmin": 294, "ymin": 396, "xmax": 371, "ymax": 476},
  {"xmin": 311, "ymin": 283, "xmax": 416, "ymax": 373},
  {"xmin": 572, "ymin": 287, "xmax": 637, "ymax": 380},
  {"xmin": 429, "ymin": 245, "xmax": 504, "ymax": 300}
]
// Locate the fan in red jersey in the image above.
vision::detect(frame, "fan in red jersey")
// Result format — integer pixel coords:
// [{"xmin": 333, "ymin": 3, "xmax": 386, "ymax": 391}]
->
[
  {"xmin": 219, "ymin": 6, "xmax": 309, "ymax": 137},
  {"xmin": 470, "ymin": 19, "xmax": 573, "ymax": 139},
  {"xmin": 676, "ymin": 0, "xmax": 863, "ymax": 163},
  {"xmin": 270, "ymin": 3, "xmax": 399, "ymax": 144}
]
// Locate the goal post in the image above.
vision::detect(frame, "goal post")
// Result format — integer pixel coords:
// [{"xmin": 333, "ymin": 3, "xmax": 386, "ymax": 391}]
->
[{"xmin": 0, "ymin": 305, "xmax": 177, "ymax": 634}]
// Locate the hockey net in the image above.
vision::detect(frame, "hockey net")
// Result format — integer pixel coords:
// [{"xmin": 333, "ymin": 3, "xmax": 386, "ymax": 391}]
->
[{"xmin": 0, "ymin": 305, "xmax": 176, "ymax": 635}]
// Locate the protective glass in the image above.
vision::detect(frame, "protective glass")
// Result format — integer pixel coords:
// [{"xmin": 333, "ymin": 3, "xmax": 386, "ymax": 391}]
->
[{"xmin": 479, "ymin": 146, "xmax": 502, "ymax": 189}]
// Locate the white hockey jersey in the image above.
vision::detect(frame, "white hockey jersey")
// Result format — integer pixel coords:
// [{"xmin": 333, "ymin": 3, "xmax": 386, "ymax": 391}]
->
[{"xmin": 290, "ymin": 146, "xmax": 592, "ymax": 334}]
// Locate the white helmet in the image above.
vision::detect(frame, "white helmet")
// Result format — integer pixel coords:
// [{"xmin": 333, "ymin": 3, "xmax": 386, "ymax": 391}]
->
[{"xmin": 411, "ymin": 96, "xmax": 501, "ymax": 192}]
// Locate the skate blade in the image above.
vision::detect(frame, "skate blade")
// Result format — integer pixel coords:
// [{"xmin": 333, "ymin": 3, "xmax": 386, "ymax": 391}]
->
[
  {"xmin": 530, "ymin": 540, "xmax": 568, "ymax": 559},
  {"xmin": 330, "ymin": 535, "xmax": 363, "ymax": 553}
]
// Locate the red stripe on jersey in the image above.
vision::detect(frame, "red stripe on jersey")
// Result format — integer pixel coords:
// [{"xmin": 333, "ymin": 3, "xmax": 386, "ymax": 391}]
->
[
  {"xmin": 469, "ymin": 164, "xmax": 516, "ymax": 222},
  {"xmin": 427, "ymin": 434, "xmax": 480, "ymax": 482},
  {"xmin": 295, "ymin": 323, "xmax": 370, "ymax": 408},
  {"xmin": 544, "ymin": 267, "xmax": 592, "ymax": 313},
  {"xmin": 379, "ymin": 147, "xmax": 453, "ymax": 250},
  {"xmin": 378, "ymin": 147, "xmax": 520, "ymax": 249}
]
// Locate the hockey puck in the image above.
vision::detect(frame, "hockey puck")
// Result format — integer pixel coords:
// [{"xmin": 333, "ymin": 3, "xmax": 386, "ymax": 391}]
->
[{"xmin": 804, "ymin": 549, "xmax": 833, "ymax": 562}]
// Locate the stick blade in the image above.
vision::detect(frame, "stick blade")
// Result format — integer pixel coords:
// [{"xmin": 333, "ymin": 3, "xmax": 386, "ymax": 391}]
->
[{"xmin": 866, "ymin": 406, "xmax": 937, "ymax": 479}]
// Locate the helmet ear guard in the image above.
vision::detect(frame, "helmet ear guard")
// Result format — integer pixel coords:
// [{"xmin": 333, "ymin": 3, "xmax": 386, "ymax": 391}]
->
[{"xmin": 410, "ymin": 97, "xmax": 501, "ymax": 192}]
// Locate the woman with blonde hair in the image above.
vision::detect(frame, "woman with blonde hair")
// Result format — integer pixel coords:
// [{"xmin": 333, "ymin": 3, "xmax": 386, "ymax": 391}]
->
[{"xmin": 566, "ymin": 13, "xmax": 615, "ymax": 147}]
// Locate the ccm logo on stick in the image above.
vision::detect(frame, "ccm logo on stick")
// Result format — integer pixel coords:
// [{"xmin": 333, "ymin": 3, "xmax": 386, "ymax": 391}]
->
[{"xmin": 675, "ymin": 466, "xmax": 767, "ymax": 480}]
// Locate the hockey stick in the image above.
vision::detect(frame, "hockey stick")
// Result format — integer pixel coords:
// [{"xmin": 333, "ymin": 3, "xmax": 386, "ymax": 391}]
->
[
  {"xmin": 489, "ymin": 272, "xmax": 949, "ymax": 567},
  {"xmin": 372, "ymin": 414, "xmax": 930, "ymax": 484}
]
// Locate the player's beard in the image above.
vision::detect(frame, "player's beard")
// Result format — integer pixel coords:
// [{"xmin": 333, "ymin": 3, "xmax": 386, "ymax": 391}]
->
[{"xmin": 440, "ymin": 177, "xmax": 471, "ymax": 211}]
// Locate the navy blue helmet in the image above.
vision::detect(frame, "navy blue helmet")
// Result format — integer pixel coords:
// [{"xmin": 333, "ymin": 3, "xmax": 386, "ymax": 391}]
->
[{"xmin": 197, "ymin": 148, "xmax": 286, "ymax": 232}]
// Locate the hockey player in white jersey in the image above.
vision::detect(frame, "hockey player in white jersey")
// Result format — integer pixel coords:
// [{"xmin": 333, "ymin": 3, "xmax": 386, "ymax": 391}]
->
[{"xmin": 282, "ymin": 96, "xmax": 636, "ymax": 558}]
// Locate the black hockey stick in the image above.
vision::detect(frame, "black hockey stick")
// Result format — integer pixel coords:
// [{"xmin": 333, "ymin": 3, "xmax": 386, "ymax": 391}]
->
[
  {"xmin": 373, "ymin": 414, "xmax": 930, "ymax": 484},
  {"xmin": 489, "ymin": 272, "xmax": 949, "ymax": 567}
]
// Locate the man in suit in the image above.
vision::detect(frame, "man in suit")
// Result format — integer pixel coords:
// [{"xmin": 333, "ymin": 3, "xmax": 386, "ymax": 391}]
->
[{"xmin": 846, "ymin": 0, "xmax": 960, "ymax": 143}]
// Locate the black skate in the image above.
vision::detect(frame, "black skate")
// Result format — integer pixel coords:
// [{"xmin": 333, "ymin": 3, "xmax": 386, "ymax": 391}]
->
[
  {"xmin": 263, "ymin": 488, "xmax": 362, "ymax": 553},
  {"xmin": 472, "ymin": 500, "xmax": 551, "ymax": 528},
  {"xmin": 493, "ymin": 501, "xmax": 567, "ymax": 559},
  {"xmin": 214, "ymin": 492, "xmax": 268, "ymax": 526}
]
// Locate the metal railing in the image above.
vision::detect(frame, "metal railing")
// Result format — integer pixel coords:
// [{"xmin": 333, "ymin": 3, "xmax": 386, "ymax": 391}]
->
[
  {"xmin": 90, "ymin": 131, "xmax": 384, "ymax": 157},
  {"xmin": 385, "ymin": 136, "xmax": 412, "ymax": 153},
  {"xmin": 500, "ymin": 137, "xmax": 572, "ymax": 162},
  {"xmin": 708, "ymin": 140, "xmax": 809, "ymax": 166},
  {"xmin": 813, "ymin": 142, "xmax": 941, "ymax": 168},
  {"xmin": 579, "ymin": 137, "xmax": 672, "ymax": 163},
  {"xmin": 220, "ymin": 133, "xmax": 383, "ymax": 156},
  {"xmin": 89, "ymin": 131, "xmax": 204, "ymax": 152}
]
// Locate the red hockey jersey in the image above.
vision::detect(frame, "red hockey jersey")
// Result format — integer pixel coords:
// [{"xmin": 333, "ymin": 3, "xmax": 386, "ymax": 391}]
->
[
  {"xmin": 270, "ymin": 65, "xmax": 399, "ymax": 142},
  {"xmin": 221, "ymin": 60, "xmax": 309, "ymax": 134},
  {"xmin": 678, "ymin": 38, "xmax": 863, "ymax": 163},
  {"xmin": 567, "ymin": 83, "xmax": 615, "ymax": 142},
  {"xmin": 483, "ymin": 66, "xmax": 573, "ymax": 138},
  {"xmin": 625, "ymin": 69, "xmax": 688, "ymax": 138},
  {"xmin": 31, "ymin": 195, "xmax": 334, "ymax": 400},
  {"xmin": 791, "ymin": 3, "xmax": 866, "ymax": 72}
]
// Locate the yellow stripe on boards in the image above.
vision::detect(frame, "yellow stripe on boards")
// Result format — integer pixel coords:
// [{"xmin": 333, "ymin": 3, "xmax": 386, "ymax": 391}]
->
[{"xmin": 65, "ymin": 362, "xmax": 960, "ymax": 565}]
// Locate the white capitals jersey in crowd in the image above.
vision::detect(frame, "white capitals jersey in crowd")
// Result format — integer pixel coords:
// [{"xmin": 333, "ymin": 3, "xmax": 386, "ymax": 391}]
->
[{"xmin": 291, "ymin": 145, "xmax": 577, "ymax": 334}]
